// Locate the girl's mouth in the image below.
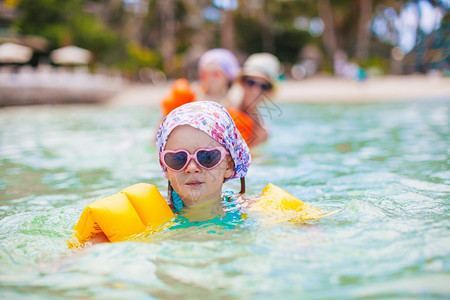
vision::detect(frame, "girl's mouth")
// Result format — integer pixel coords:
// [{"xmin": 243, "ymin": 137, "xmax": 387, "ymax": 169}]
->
[{"xmin": 185, "ymin": 181, "xmax": 204, "ymax": 188}]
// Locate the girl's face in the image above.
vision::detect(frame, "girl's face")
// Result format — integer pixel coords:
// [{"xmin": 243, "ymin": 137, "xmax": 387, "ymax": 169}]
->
[
  {"xmin": 241, "ymin": 76, "xmax": 273, "ymax": 111},
  {"xmin": 163, "ymin": 125, "xmax": 235, "ymax": 207},
  {"xmin": 199, "ymin": 63, "xmax": 229, "ymax": 96}
]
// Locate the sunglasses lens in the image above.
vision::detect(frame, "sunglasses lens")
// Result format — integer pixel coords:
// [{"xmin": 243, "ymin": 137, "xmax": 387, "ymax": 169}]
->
[
  {"xmin": 245, "ymin": 78, "xmax": 272, "ymax": 91},
  {"xmin": 261, "ymin": 83, "xmax": 272, "ymax": 91},
  {"xmin": 197, "ymin": 149, "xmax": 222, "ymax": 168},
  {"xmin": 164, "ymin": 151, "xmax": 188, "ymax": 170},
  {"xmin": 245, "ymin": 79, "xmax": 256, "ymax": 87}
]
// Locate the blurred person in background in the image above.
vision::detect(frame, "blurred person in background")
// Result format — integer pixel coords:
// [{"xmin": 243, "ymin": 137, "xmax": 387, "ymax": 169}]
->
[
  {"xmin": 160, "ymin": 48, "xmax": 254, "ymax": 148},
  {"xmin": 160, "ymin": 50, "xmax": 281, "ymax": 149},
  {"xmin": 333, "ymin": 49, "xmax": 367, "ymax": 81},
  {"xmin": 161, "ymin": 48, "xmax": 239, "ymax": 116},
  {"xmin": 234, "ymin": 53, "xmax": 281, "ymax": 147},
  {"xmin": 193, "ymin": 48, "xmax": 240, "ymax": 106}
]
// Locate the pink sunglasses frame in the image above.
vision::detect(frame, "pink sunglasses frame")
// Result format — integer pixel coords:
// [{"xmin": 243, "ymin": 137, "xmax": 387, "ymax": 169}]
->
[{"xmin": 160, "ymin": 147, "xmax": 230, "ymax": 172}]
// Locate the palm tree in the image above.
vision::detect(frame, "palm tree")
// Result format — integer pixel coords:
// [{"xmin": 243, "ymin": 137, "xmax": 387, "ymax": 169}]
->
[
  {"xmin": 158, "ymin": 0, "xmax": 176, "ymax": 77},
  {"xmin": 355, "ymin": 0, "xmax": 373, "ymax": 61}
]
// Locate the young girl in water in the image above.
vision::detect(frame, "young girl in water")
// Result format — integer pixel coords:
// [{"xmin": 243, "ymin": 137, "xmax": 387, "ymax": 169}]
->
[
  {"xmin": 160, "ymin": 49, "xmax": 256, "ymax": 146},
  {"xmin": 70, "ymin": 101, "xmax": 334, "ymax": 246},
  {"xmin": 80, "ymin": 101, "xmax": 251, "ymax": 245},
  {"xmin": 161, "ymin": 48, "xmax": 240, "ymax": 116},
  {"xmin": 156, "ymin": 101, "xmax": 250, "ymax": 214},
  {"xmin": 193, "ymin": 48, "xmax": 240, "ymax": 106}
]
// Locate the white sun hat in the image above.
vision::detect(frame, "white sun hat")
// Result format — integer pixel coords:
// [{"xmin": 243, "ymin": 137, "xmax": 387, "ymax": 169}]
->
[{"xmin": 240, "ymin": 53, "xmax": 280, "ymax": 84}]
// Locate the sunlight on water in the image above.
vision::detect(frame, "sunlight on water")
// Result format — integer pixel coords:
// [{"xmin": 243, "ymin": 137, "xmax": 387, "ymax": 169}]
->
[{"xmin": 0, "ymin": 101, "xmax": 449, "ymax": 298}]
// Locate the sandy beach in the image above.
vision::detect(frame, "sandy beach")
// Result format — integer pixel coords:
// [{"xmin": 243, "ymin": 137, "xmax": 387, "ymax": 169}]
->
[{"xmin": 107, "ymin": 74, "xmax": 450, "ymax": 107}]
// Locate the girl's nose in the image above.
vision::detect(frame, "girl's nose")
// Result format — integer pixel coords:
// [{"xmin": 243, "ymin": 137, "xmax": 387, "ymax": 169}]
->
[{"xmin": 184, "ymin": 158, "xmax": 201, "ymax": 174}]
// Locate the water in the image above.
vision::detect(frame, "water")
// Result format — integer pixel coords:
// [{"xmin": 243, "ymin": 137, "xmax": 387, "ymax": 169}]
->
[{"xmin": 0, "ymin": 100, "xmax": 449, "ymax": 299}]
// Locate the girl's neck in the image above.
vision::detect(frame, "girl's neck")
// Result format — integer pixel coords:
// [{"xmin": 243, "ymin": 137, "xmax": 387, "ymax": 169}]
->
[{"xmin": 181, "ymin": 197, "xmax": 224, "ymax": 222}]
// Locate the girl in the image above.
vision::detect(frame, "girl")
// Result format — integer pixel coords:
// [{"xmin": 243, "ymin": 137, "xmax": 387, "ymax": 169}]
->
[
  {"xmin": 159, "ymin": 49, "xmax": 255, "ymax": 146},
  {"xmin": 70, "ymin": 101, "xmax": 334, "ymax": 247},
  {"xmin": 161, "ymin": 49, "xmax": 240, "ymax": 116},
  {"xmin": 157, "ymin": 101, "xmax": 250, "ymax": 213},
  {"xmin": 194, "ymin": 48, "xmax": 240, "ymax": 106},
  {"xmin": 73, "ymin": 101, "xmax": 250, "ymax": 245}
]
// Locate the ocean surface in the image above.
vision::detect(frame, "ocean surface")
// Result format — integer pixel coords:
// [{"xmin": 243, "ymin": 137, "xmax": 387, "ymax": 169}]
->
[{"xmin": 0, "ymin": 100, "xmax": 449, "ymax": 299}]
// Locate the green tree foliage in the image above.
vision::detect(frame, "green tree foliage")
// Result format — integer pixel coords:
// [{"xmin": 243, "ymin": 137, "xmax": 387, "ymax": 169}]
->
[
  {"xmin": 235, "ymin": 1, "xmax": 319, "ymax": 63},
  {"xmin": 113, "ymin": 41, "xmax": 162, "ymax": 75},
  {"xmin": 12, "ymin": 0, "xmax": 164, "ymax": 73},
  {"xmin": 14, "ymin": 0, "xmax": 117, "ymax": 61},
  {"xmin": 234, "ymin": 14, "xmax": 264, "ymax": 55}
]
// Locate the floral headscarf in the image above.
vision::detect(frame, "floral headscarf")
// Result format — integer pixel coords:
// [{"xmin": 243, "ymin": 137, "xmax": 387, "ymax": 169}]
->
[{"xmin": 156, "ymin": 101, "xmax": 251, "ymax": 180}]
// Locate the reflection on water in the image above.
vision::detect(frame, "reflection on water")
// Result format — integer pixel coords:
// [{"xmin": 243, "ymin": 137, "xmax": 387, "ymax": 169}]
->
[{"xmin": 0, "ymin": 101, "xmax": 449, "ymax": 298}]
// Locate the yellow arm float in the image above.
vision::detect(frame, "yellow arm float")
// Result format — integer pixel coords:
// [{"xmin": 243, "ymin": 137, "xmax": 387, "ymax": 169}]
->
[
  {"xmin": 68, "ymin": 183, "xmax": 174, "ymax": 248},
  {"xmin": 68, "ymin": 183, "xmax": 338, "ymax": 248},
  {"xmin": 249, "ymin": 183, "xmax": 340, "ymax": 224}
]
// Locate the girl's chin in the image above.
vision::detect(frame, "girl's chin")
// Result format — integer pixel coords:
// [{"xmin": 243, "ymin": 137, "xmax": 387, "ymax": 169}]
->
[{"xmin": 179, "ymin": 189, "xmax": 206, "ymax": 205}]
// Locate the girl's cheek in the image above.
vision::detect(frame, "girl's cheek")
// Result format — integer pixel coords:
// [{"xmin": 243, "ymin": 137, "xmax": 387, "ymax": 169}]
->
[{"xmin": 209, "ymin": 167, "xmax": 227, "ymax": 184}]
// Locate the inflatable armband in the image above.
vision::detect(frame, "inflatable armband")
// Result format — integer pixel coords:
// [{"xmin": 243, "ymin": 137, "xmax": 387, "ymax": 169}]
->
[
  {"xmin": 161, "ymin": 78, "xmax": 195, "ymax": 117},
  {"xmin": 68, "ymin": 183, "xmax": 174, "ymax": 248},
  {"xmin": 249, "ymin": 183, "xmax": 340, "ymax": 224},
  {"xmin": 227, "ymin": 108, "xmax": 254, "ymax": 145}
]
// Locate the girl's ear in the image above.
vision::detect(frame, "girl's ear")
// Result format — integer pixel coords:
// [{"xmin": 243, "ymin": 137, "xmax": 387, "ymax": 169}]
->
[{"xmin": 224, "ymin": 156, "xmax": 235, "ymax": 179}]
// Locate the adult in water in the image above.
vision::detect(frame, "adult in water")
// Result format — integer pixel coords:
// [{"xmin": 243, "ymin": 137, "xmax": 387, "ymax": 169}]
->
[{"xmin": 235, "ymin": 53, "xmax": 281, "ymax": 147}]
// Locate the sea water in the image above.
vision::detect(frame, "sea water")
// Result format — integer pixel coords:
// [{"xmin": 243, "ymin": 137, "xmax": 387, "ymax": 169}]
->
[{"xmin": 0, "ymin": 101, "xmax": 448, "ymax": 299}]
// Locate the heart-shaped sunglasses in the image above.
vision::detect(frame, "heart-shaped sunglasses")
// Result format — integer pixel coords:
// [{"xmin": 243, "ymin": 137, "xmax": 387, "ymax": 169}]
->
[{"xmin": 160, "ymin": 147, "xmax": 229, "ymax": 172}]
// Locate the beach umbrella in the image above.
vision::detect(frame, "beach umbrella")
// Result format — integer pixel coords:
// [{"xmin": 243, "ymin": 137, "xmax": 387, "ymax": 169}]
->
[
  {"xmin": 0, "ymin": 42, "xmax": 33, "ymax": 63},
  {"xmin": 50, "ymin": 45, "xmax": 93, "ymax": 65}
]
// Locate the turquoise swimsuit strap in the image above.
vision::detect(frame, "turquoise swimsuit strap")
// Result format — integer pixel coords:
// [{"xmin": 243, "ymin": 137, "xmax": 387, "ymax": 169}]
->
[{"xmin": 171, "ymin": 189, "xmax": 183, "ymax": 211}]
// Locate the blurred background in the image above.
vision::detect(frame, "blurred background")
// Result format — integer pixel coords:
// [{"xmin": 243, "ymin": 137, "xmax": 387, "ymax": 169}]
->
[{"xmin": 0, "ymin": 0, "xmax": 448, "ymax": 83}]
